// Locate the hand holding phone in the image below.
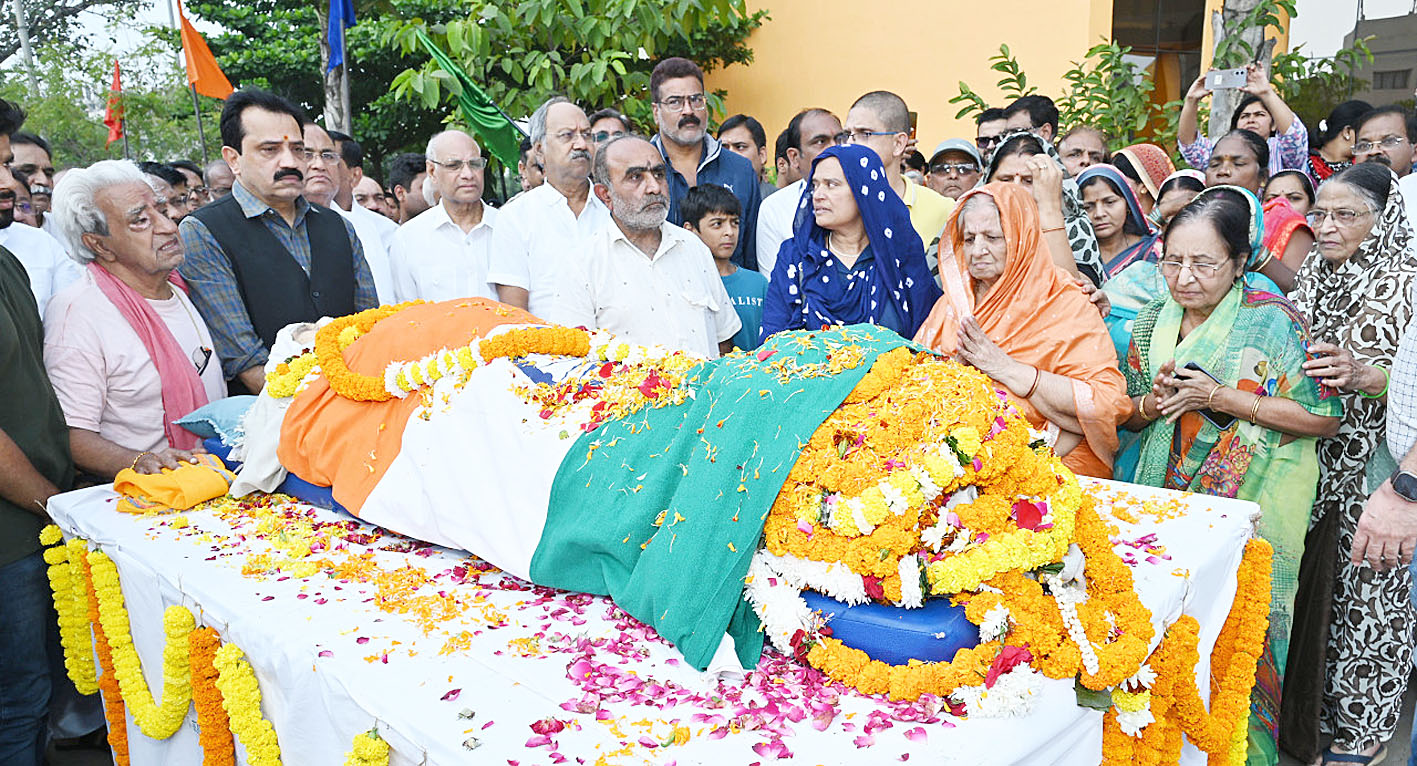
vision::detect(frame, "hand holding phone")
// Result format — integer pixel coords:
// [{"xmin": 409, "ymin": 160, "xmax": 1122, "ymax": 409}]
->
[
  {"xmin": 1205, "ymin": 68, "xmax": 1247, "ymax": 90},
  {"xmin": 1162, "ymin": 361, "xmax": 1237, "ymax": 429}
]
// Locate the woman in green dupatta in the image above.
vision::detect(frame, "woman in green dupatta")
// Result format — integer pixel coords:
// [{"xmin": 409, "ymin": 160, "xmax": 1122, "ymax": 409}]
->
[{"xmin": 1120, "ymin": 186, "xmax": 1342, "ymax": 766}]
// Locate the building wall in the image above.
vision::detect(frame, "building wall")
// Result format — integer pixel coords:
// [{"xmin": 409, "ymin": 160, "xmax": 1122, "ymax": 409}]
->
[
  {"xmin": 1344, "ymin": 12, "xmax": 1417, "ymax": 106},
  {"xmin": 705, "ymin": 0, "xmax": 1115, "ymax": 150}
]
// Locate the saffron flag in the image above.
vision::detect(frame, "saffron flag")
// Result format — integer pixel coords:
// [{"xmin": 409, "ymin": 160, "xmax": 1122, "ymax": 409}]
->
[
  {"xmin": 102, "ymin": 61, "xmax": 123, "ymax": 147},
  {"xmin": 178, "ymin": 0, "xmax": 233, "ymax": 100},
  {"xmin": 326, "ymin": 0, "xmax": 355, "ymax": 72}
]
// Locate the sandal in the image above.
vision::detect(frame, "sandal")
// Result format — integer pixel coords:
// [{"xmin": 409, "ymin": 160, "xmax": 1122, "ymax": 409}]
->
[{"xmin": 1319, "ymin": 744, "xmax": 1388, "ymax": 766}]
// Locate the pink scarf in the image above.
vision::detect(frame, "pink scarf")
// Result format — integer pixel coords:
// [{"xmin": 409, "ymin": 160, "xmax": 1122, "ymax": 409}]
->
[{"xmin": 86, "ymin": 261, "xmax": 209, "ymax": 450}]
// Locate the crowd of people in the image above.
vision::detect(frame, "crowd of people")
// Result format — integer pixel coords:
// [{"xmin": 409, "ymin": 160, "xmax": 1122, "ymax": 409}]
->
[{"xmin": 2, "ymin": 52, "xmax": 1417, "ymax": 766}]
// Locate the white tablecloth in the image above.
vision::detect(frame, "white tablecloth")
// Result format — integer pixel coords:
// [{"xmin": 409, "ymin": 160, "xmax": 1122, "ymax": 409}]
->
[{"xmin": 47, "ymin": 478, "xmax": 1256, "ymax": 766}]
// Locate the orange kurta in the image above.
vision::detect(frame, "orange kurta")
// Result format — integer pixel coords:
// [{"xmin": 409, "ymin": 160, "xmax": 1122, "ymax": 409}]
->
[
  {"xmin": 277, "ymin": 299, "xmax": 540, "ymax": 514},
  {"xmin": 914, "ymin": 183, "xmax": 1131, "ymax": 478}
]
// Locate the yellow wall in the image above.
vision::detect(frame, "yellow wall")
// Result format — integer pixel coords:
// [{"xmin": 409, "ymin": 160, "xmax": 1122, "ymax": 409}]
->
[{"xmin": 707, "ymin": 0, "xmax": 1116, "ymax": 148}]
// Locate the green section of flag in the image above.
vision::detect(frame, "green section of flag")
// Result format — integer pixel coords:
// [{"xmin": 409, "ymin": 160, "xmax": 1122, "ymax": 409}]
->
[{"xmin": 415, "ymin": 30, "xmax": 524, "ymax": 168}]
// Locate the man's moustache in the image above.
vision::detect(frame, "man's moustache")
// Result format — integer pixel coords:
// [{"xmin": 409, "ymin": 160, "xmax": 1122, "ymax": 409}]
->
[
  {"xmin": 569, "ymin": 149, "xmax": 590, "ymax": 162},
  {"xmin": 678, "ymin": 116, "xmax": 700, "ymax": 129},
  {"xmin": 274, "ymin": 168, "xmax": 305, "ymax": 182},
  {"xmin": 1364, "ymin": 154, "xmax": 1393, "ymax": 167}
]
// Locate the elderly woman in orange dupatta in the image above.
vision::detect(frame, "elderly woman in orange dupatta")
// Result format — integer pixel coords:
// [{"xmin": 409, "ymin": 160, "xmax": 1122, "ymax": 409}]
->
[{"xmin": 913, "ymin": 182, "xmax": 1131, "ymax": 478}]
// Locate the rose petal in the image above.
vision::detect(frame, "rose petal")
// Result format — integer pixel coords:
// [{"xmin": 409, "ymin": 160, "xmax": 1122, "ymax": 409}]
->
[
  {"xmin": 904, "ymin": 726, "xmax": 927, "ymax": 743},
  {"xmin": 442, "ymin": 688, "xmax": 462, "ymax": 701}
]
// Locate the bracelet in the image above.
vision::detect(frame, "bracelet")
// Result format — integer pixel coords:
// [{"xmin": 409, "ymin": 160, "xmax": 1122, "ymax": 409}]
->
[
  {"xmin": 1249, "ymin": 394, "xmax": 1263, "ymax": 423},
  {"xmin": 1359, "ymin": 364, "xmax": 1390, "ymax": 399},
  {"xmin": 130, "ymin": 451, "xmax": 153, "ymax": 472},
  {"xmin": 1140, "ymin": 394, "xmax": 1158, "ymax": 421},
  {"xmin": 1207, "ymin": 385, "xmax": 1222, "ymax": 409},
  {"xmin": 1252, "ymin": 249, "xmax": 1274, "ymax": 272},
  {"xmin": 1022, "ymin": 366, "xmax": 1042, "ymax": 399}
]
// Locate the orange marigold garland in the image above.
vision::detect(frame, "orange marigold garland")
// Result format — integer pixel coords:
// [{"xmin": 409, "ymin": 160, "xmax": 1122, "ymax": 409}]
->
[
  {"xmin": 190, "ymin": 626, "xmax": 236, "ymax": 766},
  {"xmin": 478, "ymin": 326, "xmax": 589, "ymax": 363},
  {"xmin": 315, "ymin": 301, "xmax": 424, "ymax": 402},
  {"xmin": 82, "ymin": 546, "xmax": 130, "ymax": 766}
]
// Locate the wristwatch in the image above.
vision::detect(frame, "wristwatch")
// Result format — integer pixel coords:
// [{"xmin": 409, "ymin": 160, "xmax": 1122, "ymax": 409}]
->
[{"xmin": 1391, "ymin": 469, "xmax": 1417, "ymax": 503}]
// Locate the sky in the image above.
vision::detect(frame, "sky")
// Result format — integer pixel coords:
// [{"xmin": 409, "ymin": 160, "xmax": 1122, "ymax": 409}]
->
[{"xmin": 1291, "ymin": 0, "xmax": 1412, "ymax": 57}]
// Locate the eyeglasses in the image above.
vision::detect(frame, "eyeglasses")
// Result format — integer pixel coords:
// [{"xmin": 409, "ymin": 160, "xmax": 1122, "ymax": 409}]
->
[
  {"xmin": 192, "ymin": 346, "xmax": 212, "ymax": 375},
  {"xmin": 1353, "ymin": 136, "xmax": 1408, "ymax": 154},
  {"xmin": 554, "ymin": 129, "xmax": 595, "ymax": 144},
  {"xmin": 593, "ymin": 130, "xmax": 626, "ymax": 144},
  {"xmin": 656, "ymin": 94, "xmax": 706, "ymax": 111},
  {"xmin": 14, "ymin": 200, "xmax": 32, "ymax": 214},
  {"xmin": 1306, "ymin": 207, "xmax": 1373, "ymax": 227},
  {"xmin": 429, "ymin": 157, "xmax": 489, "ymax": 172},
  {"xmin": 301, "ymin": 149, "xmax": 340, "ymax": 163},
  {"xmin": 1159, "ymin": 259, "xmax": 1225, "ymax": 278},
  {"xmin": 929, "ymin": 162, "xmax": 979, "ymax": 176},
  {"xmin": 977, "ymin": 135, "xmax": 1004, "ymax": 151},
  {"xmin": 834, "ymin": 129, "xmax": 899, "ymax": 146}
]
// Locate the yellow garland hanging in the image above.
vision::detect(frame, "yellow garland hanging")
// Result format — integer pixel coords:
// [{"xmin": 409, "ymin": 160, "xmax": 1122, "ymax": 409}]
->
[
  {"xmin": 264, "ymin": 353, "xmax": 319, "ymax": 399},
  {"xmin": 314, "ymin": 301, "xmax": 424, "ymax": 402},
  {"xmin": 87, "ymin": 550, "xmax": 195, "ymax": 739},
  {"xmin": 344, "ymin": 728, "xmax": 391, "ymax": 766},
  {"xmin": 39, "ymin": 526, "xmax": 99, "ymax": 695},
  {"xmin": 213, "ymin": 643, "xmax": 283, "ymax": 766}
]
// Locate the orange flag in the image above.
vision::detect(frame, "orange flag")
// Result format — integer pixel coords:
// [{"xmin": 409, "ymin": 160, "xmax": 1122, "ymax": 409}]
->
[
  {"xmin": 102, "ymin": 60, "xmax": 123, "ymax": 147},
  {"xmin": 178, "ymin": 0, "xmax": 233, "ymax": 99}
]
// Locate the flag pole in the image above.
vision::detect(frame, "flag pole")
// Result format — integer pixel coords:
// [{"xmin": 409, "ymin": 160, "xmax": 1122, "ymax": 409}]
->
[{"xmin": 189, "ymin": 85, "xmax": 209, "ymax": 164}]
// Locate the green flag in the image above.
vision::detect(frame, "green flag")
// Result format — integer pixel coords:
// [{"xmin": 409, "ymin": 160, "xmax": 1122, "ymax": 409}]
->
[{"xmin": 415, "ymin": 30, "xmax": 524, "ymax": 168}]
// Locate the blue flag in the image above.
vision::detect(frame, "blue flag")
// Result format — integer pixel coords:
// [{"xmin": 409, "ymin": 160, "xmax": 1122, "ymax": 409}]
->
[{"xmin": 326, "ymin": 0, "xmax": 355, "ymax": 72}]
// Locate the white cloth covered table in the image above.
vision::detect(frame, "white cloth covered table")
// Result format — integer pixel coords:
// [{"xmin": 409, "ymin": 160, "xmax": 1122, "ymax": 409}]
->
[{"xmin": 47, "ymin": 477, "xmax": 1256, "ymax": 765}]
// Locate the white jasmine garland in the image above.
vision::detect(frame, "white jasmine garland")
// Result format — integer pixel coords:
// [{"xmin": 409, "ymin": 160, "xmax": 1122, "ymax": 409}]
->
[
  {"xmin": 896, "ymin": 554, "xmax": 924, "ymax": 609},
  {"xmin": 757, "ymin": 551, "xmax": 869, "ymax": 605},
  {"xmin": 1046, "ymin": 574, "xmax": 1100, "ymax": 675},
  {"xmin": 978, "ymin": 603, "xmax": 1011, "ymax": 642},
  {"xmin": 1116, "ymin": 707, "xmax": 1155, "ymax": 736},
  {"xmin": 950, "ymin": 665, "xmax": 1044, "ymax": 718},
  {"xmin": 744, "ymin": 553, "xmax": 816, "ymax": 652}
]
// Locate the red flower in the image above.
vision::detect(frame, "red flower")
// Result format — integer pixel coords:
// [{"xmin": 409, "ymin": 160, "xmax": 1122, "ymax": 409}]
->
[
  {"xmin": 1011, "ymin": 500, "xmax": 1044, "ymax": 531},
  {"xmin": 862, "ymin": 575, "xmax": 885, "ymax": 601},
  {"xmin": 984, "ymin": 645, "xmax": 1033, "ymax": 688},
  {"xmin": 597, "ymin": 362, "xmax": 615, "ymax": 378}
]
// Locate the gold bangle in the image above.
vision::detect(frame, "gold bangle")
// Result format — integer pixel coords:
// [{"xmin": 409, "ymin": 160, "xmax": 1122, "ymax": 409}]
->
[
  {"xmin": 1207, "ymin": 385, "xmax": 1222, "ymax": 409},
  {"xmin": 1041, "ymin": 225, "xmax": 1065, "ymax": 234},
  {"xmin": 1140, "ymin": 394, "xmax": 1157, "ymax": 421},
  {"xmin": 129, "ymin": 451, "xmax": 153, "ymax": 472},
  {"xmin": 1023, "ymin": 366, "xmax": 1042, "ymax": 399},
  {"xmin": 1249, "ymin": 394, "xmax": 1263, "ymax": 423}
]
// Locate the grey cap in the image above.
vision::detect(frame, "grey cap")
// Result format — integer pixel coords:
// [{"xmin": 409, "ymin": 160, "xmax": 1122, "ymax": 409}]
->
[{"xmin": 928, "ymin": 139, "xmax": 982, "ymax": 168}]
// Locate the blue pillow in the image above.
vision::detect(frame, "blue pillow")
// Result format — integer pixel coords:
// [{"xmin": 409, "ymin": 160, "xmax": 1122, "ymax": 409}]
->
[{"xmin": 175, "ymin": 396, "xmax": 257, "ymax": 446}]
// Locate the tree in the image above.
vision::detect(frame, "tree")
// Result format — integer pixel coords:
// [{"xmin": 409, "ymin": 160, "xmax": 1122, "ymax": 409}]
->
[
  {"xmin": 186, "ymin": 0, "xmax": 469, "ymax": 179},
  {"xmin": 1206, "ymin": 0, "xmax": 1296, "ymax": 137},
  {"xmin": 384, "ymin": 0, "xmax": 766, "ymax": 137},
  {"xmin": 0, "ymin": 37, "xmax": 223, "ymax": 166},
  {"xmin": 1271, "ymin": 38, "xmax": 1374, "ymax": 138},
  {"xmin": 0, "ymin": 0, "xmax": 148, "ymax": 65}
]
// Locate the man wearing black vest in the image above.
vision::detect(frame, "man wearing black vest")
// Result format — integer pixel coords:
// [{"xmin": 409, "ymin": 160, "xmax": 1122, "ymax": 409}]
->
[{"xmin": 179, "ymin": 89, "xmax": 376, "ymax": 394}]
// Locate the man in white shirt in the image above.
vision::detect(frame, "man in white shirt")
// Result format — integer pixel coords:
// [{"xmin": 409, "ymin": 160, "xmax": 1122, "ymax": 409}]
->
[
  {"xmin": 488, "ymin": 96, "xmax": 610, "ymax": 319},
  {"xmin": 0, "ymin": 185, "xmax": 79, "ymax": 313},
  {"xmin": 387, "ymin": 130, "xmax": 497, "ymax": 303},
  {"xmin": 301, "ymin": 123, "xmax": 396, "ymax": 303},
  {"xmin": 756, "ymin": 108, "xmax": 841, "ymax": 278},
  {"xmin": 328, "ymin": 130, "xmax": 399, "ymax": 248},
  {"xmin": 550, "ymin": 136, "xmax": 739, "ymax": 358}
]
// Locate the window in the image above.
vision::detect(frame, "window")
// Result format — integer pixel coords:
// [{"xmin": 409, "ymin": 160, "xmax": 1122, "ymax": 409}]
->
[{"xmin": 1374, "ymin": 69, "xmax": 1411, "ymax": 91}]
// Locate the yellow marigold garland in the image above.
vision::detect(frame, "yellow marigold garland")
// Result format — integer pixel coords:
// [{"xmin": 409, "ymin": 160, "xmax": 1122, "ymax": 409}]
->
[
  {"xmin": 315, "ymin": 301, "xmax": 424, "ymax": 402},
  {"xmin": 82, "ymin": 548, "xmax": 130, "ymax": 765},
  {"xmin": 87, "ymin": 550, "xmax": 194, "ymax": 740},
  {"xmin": 264, "ymin": 353, "xmax": 318, "ymax": 399},
  {"xmin": 213, "ymin": 642, "xmax": 283, "ymax": 766},
  {"xmin": 39, "ymin": 526, "xmax": 99, "ymax": 695},
  {"xmin": 479, "ymin": 326, "xmax": 589, "ymax": 362},
  {"xmin": 344, "ymin": 728, "xmax": 391, "ymax": 766},
  {"xmin": 190, "ymin": 626, "xmax": 236, "ymax": 766}
]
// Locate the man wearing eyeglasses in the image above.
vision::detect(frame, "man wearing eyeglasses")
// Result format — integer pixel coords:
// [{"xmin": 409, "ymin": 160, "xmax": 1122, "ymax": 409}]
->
[
  {"xmin": 924, "ymin": 139, "xmax": 983, "ymax": 201},
  {"xmin": 387, "ymin": 129, "xmax": 497, "ymax": 304},
  {"xmin": 648, "ymin": 57, "xmax": 760, "ymax": 271},
  {"xmin": 303, "ymin": 123, "xmax": 395, "ymax": 304},
  {"xmin": 179, "ymin": 88, "xmax": 377, "ymax": 395},
  {"xmin": 137, "ymin": 162, "xmax": 192, "ymax": 223},
  {"xmin": 11, "ymin": 132, "xmax": 56, "ymax": 236},
  {"xmin": 975, "ymin": 108, "xmax": 1009, "ymax": 160},
  {"xmin": 1353, "ymin": 105, "xmax": 1417, "ymax": 235},
  {"xmin": 755, "ymin": 108, "xmax": 841, "ymax": 277}
]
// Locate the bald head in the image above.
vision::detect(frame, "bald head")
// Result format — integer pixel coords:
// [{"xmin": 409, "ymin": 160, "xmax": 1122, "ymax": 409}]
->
[
  {"xmin": 592, "ymin": 135, "xmax": 669, "ymax": 231},
  {"xmin": 424, "ymin": 130, "xmax": 485, "ymax": 207},
  {"xmin": 205, "ymin": 158, "xmax": 235, "ymax": 199},
  {"xmin": 845, "ymin": 90, "xmax": 911, "ymax": 178}
]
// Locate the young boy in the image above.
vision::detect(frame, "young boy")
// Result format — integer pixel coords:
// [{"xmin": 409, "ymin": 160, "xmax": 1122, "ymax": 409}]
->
[{"xmin": 682, "ymin": 184, "xmax": 768, "ymax": 351}]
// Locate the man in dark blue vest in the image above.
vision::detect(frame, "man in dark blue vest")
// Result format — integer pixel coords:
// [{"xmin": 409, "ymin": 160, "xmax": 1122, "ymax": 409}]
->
[{"xmin": 179, "ymin": 89, "xmax": 376, "ymax": 394}]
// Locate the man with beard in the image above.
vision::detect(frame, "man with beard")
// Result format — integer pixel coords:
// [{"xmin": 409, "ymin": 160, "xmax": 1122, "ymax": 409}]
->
[
  {"xmin": 302, "ymin": 123, "xmax": 395, "ymax": 303},
  {"xmin": 648, "ymin": 57, "xmax": 760, "ymax": 271},
  {"xmin": 388, "ymin": 130, "xmax": 497, "ymax": 302},
  {"xmin": 179, "ymin": 88, "xmax": 376, "ymax": 394},
  {"xmin": 488, "ymin": 96, "xmax": 610, "ymax": 319},
  {"xmin": 550, "ymin": 135, "xmax": 739, "ymax": 358},
  {"xmin": 1352, "ymin": 105, "xmax": 1417, "ymax": 228}
]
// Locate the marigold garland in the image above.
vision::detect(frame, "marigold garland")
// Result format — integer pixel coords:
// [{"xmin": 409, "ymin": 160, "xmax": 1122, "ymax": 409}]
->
[
  {"xmin": 479, "ymin": 326, "xmax": 590, "ymax": 363},
  {"xmin": 39, "ymin": 527, "xmax": 99, "ymax": 695},
  {"xmin": 190, "ymin": 626, "xmax": 236, "ymax": 766},
  {"xmin": 82, "ymin": 546, "xmax": 130, "ymax": 765},
  {"xmin": 314, "ymin": 301, "xmax": 424, "ymax": 402},
  {"xmin": 344, "ymin": 727, "xmax": 391, "ymax": 766},
  {"xmin": 87, "ymin": 550, "xmax": 195, "ymax": 740},
  {"xmin": 264, "ymin": 353, "xmax": 319, "ymax": 399},
  {"xmin": 213, "ymin": 642, "xmax": 283, "ymax": 766}
]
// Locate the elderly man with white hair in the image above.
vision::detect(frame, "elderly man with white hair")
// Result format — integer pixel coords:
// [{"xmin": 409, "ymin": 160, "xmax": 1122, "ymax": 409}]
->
[
  {"xmin": 44, "ymin": 159, "xmax": 225, "ymax": 480},
  {"xmin": 488, "ymin": 96, "xmax": 609, "ymax": 318},
  {"xmin": 386, "ymin": 129, "xmax": 498, "ymax": 302}
]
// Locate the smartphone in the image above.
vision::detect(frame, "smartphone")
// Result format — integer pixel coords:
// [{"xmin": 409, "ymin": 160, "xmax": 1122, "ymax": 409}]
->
[
  {"xmin": 1205, "ymin": 68, "xmax": 1247, "ymax": 90},
  {"xmin": 1181, "ymin": 361, "xmax": 1237, "ymax": 430}
]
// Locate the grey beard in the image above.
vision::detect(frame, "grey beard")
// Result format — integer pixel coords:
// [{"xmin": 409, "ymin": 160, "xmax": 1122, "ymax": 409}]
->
[{"xmin": 617, "ymin": 202, "xmax": 668, "ymax": 231}]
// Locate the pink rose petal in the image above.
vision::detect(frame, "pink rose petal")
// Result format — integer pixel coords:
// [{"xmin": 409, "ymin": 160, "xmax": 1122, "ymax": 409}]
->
[
  {"xmin": 904, "ymin": 726, "xmax": 927, "ymax": 743},
  {"xmin": 442, "ymin": 688, "xmax": 461, "ymax": 701},
  {"xmin": 853, "ymin": 734, "xmax": 876, "ymax": 748}
]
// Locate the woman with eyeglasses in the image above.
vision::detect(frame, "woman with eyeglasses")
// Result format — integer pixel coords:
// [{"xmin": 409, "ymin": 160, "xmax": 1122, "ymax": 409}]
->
[
  {"xmin": 759, "ymin": 144, "xmax": 940, "ymax": 341},
  {"xmin": 1282, "ymin": 162, "xmax": 1417, "ymax": 766},
  {"xmin": 982, "ymin": 130, "xmax": 1104, "ymax": 284},
  {"xmin": 1179, "ymin": 63, "xmax": 1310, "ymax": 177},
  {"xmin": 914, "ymin": 182, "xmax": 1130, "ymax": 479},
  {"xmin": 1120, "ymin": 186, "xmax": 1341, "ymax": 766}
]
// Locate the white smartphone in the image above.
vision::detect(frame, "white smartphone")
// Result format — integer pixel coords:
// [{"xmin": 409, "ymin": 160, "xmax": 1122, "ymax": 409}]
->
[{"xmin": 1205, "ymin": 68, "xmax": 1247, "ymax": 90}]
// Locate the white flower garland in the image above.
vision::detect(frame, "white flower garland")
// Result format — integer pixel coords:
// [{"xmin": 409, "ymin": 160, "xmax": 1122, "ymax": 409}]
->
[
  {"xmin": 1045, "ymin": 573, "xmax": 1101, "ymax": 676},
  {"xmin": 950, "ymin": 665, "xmax": 1045, "ymax": 718},
  {"xmin": 978, "ymin": 603, "xmax": 1012, "ymax": 642}
]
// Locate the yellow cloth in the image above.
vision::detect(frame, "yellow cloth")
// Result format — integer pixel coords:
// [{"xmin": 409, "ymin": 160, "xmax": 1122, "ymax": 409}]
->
[
  {"xmin": 903, "ymin": 177, "xmax": 955, "ymax": 250},
  {"xmin": 112, "ymin": 452, "xmax": 235, "ymax": 513}
]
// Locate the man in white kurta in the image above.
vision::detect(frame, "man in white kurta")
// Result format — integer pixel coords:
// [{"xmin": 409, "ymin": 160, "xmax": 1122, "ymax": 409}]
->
[
  {"xmin": 387, "ymin": 131, "xmax": 498, "ymax": 303},
  {"xmin": 487, "ymin": 97, "xmax": 610, "ymax": 320},
  {"xmin": 0, "ymin": 219, "xmax": 79, "ymax": 313},
  {"xmin": 549, "ymin": 136, "xmax": 739, "ymax": 359},
  {"xmin": 754, "ymin": 109, "xmax": 841, "ymax": 279}
]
